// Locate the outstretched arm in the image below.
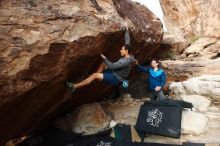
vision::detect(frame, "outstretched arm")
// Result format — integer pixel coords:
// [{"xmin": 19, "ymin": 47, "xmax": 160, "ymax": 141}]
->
[
  {"xmin": 136, "ymin": 64, "xmax": 149, "ymax": 73},
  {"xmin": 101, "ymin": 54, "xmax": 131, "ymax": 70}
]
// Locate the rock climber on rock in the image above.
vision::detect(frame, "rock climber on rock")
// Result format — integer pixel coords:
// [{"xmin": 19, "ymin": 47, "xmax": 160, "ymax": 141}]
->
[{"xmin": 67, "ymin": 23, "xmax": 135, "ymax": 94}]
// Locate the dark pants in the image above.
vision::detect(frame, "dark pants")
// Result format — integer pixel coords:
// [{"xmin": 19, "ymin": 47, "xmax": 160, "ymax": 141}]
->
[{"xmin": 149, "ymin": 90, "xmax": 168, "ymax": 101}]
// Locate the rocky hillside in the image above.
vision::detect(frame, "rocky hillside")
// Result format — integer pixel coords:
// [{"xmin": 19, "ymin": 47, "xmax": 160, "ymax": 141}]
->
[
  {"xmin": 155, "ymin": 0, "xmax": 220, "ymax": 86},
  {"xmin": 0, "ymin": 0, "xmax": 163, "ymax": 145},
  {"xmin": 160, "ymin": 0, "xmax": 220, "ymax": 39},
  {"xmin": 158, "ymin": 0, "xmax": 220, "ymax": 59},
  {"xmin": 156, "ymin": 1, "xmax": 220, "ymax": 143}
]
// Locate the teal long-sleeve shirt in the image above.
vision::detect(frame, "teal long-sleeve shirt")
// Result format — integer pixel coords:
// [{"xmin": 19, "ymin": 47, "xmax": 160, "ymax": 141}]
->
[{"xmin": 137, "ymin": 65, "xmax": 166, "ymax": 91}]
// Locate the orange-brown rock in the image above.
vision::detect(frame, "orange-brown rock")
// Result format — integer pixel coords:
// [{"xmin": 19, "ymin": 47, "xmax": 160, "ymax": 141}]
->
[
  {"xmin": 160, "ymin": 0, "xmax": 220, "ymax": 39},
  {"xmin": 161, "ymin": 58, "xmax": 220, "ymax": 81},
  {"xmin": 159, "ymin": 0, "xmax": 220, "ymax": 59},
  {"xmin": 0, "ymin": 0, "xmax": 163, "ymax": 145}
]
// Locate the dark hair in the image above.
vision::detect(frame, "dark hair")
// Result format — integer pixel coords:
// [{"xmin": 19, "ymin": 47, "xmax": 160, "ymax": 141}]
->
[
  {"xmin": 124, "ymin": 44, "xmax": 132, "ymax": 54},
  {"xmin": 150, "ymin": 58, "xmax": 161, "ymax": 68},
  {"xmin": 151, "ymin": 58, "xmax": 159, "ymax": 64}
]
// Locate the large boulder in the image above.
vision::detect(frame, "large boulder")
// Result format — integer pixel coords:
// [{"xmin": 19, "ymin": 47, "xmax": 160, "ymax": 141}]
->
[
  {"xmin": 184, "ymin": 38, "xmax": 219, "ymax": 59},
  {"xmin": 159, "ymin": 0, "xmax": 220, "ymax": 59},
  {"xmin": 101, "ymin": 96, "xmax": 142, "ymax": 126},
  {"xmin": 169, "ymin": 75, "xmax": 220, "ymax": 102},
  {"xmin": 155, "ymin": 33, "xmax": 188, "ymax": 60},
  {"xmin": 161, "ymin": 58, "xmax": 220, "ymax": 81},
  {"xmin": 160, "ymin": 0, "xmax": 220, "ymax": 39},
  {"xmin": 180, "ymin": 95, "xmax": 211, "ymax": 112},
  {"xmin": 55, "ymin": 103, "xmax": 110, "ymax": 135},
  {"xmin": 181, "ymin": 111, "xmax": 208, "ymax": 135},
  {"xmin": 0, "ymin": 0, "xmax": 164, "ymax": 144}
]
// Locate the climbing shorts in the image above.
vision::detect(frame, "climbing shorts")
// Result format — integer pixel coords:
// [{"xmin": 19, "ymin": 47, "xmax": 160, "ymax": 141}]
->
[{"xmin": 103, "ymin": 69, "xmax": 119, "ymax": 86}]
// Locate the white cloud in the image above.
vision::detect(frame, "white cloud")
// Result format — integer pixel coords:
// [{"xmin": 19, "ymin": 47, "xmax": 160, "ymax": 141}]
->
[{"xmin": 131, "ymin": 0, "xmax": 167, "ymax": 31}]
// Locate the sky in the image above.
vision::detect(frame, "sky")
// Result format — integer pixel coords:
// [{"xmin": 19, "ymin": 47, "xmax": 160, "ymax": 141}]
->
[{"xmin": 131, "ymin": 0, "xmax": 167, "ymax": 31}]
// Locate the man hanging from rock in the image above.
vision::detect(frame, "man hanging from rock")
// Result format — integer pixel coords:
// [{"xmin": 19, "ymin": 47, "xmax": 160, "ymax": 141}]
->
[
  {"xmin": 135, "ymin": 59, "xmax": 168, "ymax": 101},
  {"xmin": 66, "ymin": 23, "xmax": 135, "ymax": 94}
]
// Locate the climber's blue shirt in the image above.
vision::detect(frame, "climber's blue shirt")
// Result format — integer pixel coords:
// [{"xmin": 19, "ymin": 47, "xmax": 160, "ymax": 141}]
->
[{"xmin": 137, "ymin": 65, "xmax": 166, "ymax": 91}]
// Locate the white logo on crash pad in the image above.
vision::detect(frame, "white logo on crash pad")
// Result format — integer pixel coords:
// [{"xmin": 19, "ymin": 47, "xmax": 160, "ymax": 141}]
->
[
  {"xmin": 96, "ymin": 141, "xmax": 112, "ymax": 146},
  {"xmin": 147, "ymin": 109, "xmax": 163, "ymax": 127}
]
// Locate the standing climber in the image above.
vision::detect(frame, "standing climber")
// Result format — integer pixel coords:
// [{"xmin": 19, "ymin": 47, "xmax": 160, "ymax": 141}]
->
[{"xmin": 135, "ymin": 59, "xmax": 168, "ymax": 101}]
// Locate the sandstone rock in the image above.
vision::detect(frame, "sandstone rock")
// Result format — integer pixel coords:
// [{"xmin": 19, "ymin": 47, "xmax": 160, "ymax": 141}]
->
[
  {"xmin": 199, "ymin": 39, "xmax": 220, "ymax": 59},
  {"xmin": 161, "ymin": 58, "xmax": 220, "ymax": 81},
  {"xmin": 101, "ymin": 97, "xmax": 142, "ymax": 126},
  {"xmin": 156, "ymin": 33, "xmax": 188, "ymax": 59},
  {"xmin": 182, "ymin": 75, "xmax": 220, "ymax": 100},
  {"xmin": 169, "ymin": 75, "xmax": 220, "ymax": 102},
  {"xmin": 181, "ymin": 111, "xmax": 208, "ymax": 135},
  {"xmin": 160, "ymin": 0, "xmax": 220, "ymax": 39},
  {"xmin": 184, "ymin": 38, "xmax": 218, "ymax": 58},
  {"xmin": 71, "ymin": 103, "xmax": 111, "ymax": 135},
  {"xmin": 160, "ymin": 0, "xmax": 220, "ymax": 60},
  {"xmin": 180, "ymin": 95, "xmax": 211, "ymax": 112},
  {"xmin": 55, "ymin": 103, "xmax": 111, "ymax": 135},
  {"xmin": 118, "ymin": 95, "xmax": 133, "ymax": 105},
  {"xmin": 0, "ymin": 0, "xmax": 163, "ymax": 144},
  {"xmin": 121, "ymin": 93, "xmax": 132, "ymax": 99}
]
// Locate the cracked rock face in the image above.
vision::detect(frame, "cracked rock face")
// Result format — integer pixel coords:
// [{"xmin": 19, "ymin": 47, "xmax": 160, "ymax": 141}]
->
[
  {"xmin": 161, "ymin": 58, "xmax": 220, "ymax": 82},
  {"xmin": 160, "ymin": 0, "xmax": 220, "ymax": 39},
  {"xmin": 0, "ymin": 0, "xmax": 163, "ymax": 144},
  {"xmin": 159, "ymin": 0, "xmax": 220, "ymax": 60}
]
